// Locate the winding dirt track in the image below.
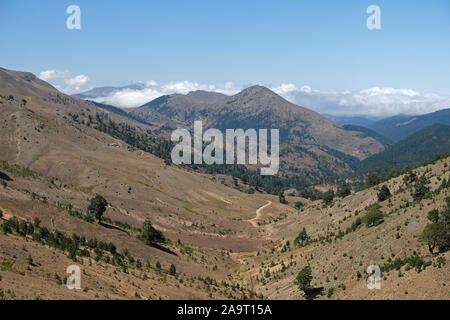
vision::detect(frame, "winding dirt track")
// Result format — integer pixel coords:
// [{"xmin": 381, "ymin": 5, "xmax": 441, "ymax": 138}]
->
[{"xmin": 247, "ymin": 200, "xmax": 272, "ymax": 228}]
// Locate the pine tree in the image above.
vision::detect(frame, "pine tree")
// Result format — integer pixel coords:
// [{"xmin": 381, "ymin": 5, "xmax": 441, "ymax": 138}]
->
[
  {"xmin": 169, "ymin": 264, "xmax": 176, "ymax": 276},
  {"xmin": 294, "ymin": 227, "xmax": 309, "ymax": 247},
  {"xmin": 377, "ymin": 185, "xmax": 391, "ymax": 202},
  {"xmin": 295, "ymin": 266, "xmax": 312, "ymax": 293},
  {"xmin": 87, "ymin": 194, "xmax": 108, "ymax": 223}
]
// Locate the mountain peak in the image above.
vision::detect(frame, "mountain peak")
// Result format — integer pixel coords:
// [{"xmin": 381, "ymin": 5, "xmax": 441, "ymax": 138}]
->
[
  {"xmin": 228, "ymin": 85, "xmax": 290, "ymax": 107},
  {"xmin": 239, "ymin": 85, "xmax": 275, "ymax": 95}
]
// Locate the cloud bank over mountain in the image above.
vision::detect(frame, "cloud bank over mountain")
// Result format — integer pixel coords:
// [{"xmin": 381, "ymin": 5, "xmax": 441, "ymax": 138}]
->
[
  {"xmin": 40, "ymin": 69, "xmax": 450, "ymax": 116},
  {"xmin": 271, "ymin": 84, "xmax": 450, "ymax": 117},
  {"xmin": 95, "ymin": 82, "xmax": 450, "ymax": 116},
  {"xmin": 89, "ymin": 80, "xmax": 238, "ymax": 109}
]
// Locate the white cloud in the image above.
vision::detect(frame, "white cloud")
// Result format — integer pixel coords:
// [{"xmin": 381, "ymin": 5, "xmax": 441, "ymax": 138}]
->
[
  {"xmin": 38, "ymin": 69, "xmax": 90, "ymax": 94},
  {"xmin": 300, "ymin": 85, "xmax": 312, "ymax": 93},
  {"xmin": 145, "ymin": 80, "xmax": 158, "ymax": 87},
  {"xmin": 38, "ymin": 69, "xmax": 70, "ymax": 81},
  {"xmin": 271, "ymin": 83, "xmax": 450, "ymax": 117},
  {"xmin": 97, "ymin": 88, "xmax": 163, "ymax": 109},
  {"xmin": 64, "ymin": 74, "xmax": 90, "ymax": 92},
  {"xmin": 225, "ymin": 81, "xmax": 234, "ymax": 90},
  {"xmin": 65, "ymin": 74, "xmax": 90, "ymax": 87}
]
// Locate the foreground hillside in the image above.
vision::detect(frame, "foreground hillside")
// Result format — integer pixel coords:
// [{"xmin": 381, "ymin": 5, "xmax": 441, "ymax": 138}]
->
[
  {"xmin": 0, "ymin": 67, "xmax": 448, "ymax": 300},
  {"xmin": 1, "ymin": 151, "xmax": 448, "ymax": 299},
  {"xmin": 240, "ymin": 158, "xmax": 450, "ymax": 299}
]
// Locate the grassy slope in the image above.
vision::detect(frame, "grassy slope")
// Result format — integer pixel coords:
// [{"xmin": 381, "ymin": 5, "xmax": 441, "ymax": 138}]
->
[{"xmin": 240, "ymin": 157, "xmax": 450, "ymax": 300}]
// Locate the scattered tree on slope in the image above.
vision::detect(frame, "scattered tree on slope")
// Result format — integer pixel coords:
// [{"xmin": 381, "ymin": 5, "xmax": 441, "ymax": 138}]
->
[
  {"xmin": 87, "ymin": 194, "xmax": 108, "ymax": 223},
  {"xmin": 295, "ymin": 266, "xmax": 312, "ymax": 294},
  {"xmin": 139, "ymin": 219, "xmax": 165, "ymax": 245}
]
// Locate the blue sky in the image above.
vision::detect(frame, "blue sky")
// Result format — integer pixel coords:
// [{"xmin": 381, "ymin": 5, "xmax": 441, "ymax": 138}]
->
[{"xmin": 0, "ymin": 0, "xmax": 449, "ymax": 115}]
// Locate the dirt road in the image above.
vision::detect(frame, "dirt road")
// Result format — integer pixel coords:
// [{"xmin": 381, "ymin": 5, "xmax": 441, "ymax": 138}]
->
[{"xmin": 247, "ymin": 200, "xmax": 272, "ymax": 228}]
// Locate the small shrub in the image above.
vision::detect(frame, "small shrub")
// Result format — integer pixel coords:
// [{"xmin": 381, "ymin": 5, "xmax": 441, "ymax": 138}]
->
[
  {"xmin": 327, "ymin": 287, "xmax": 334, "ymax": 298},
  {"xmin": 363, "ymin": 205, "xmax": 384, "ymax": 228},
  {"xmin": 377, "ymin": 185, "xmax": 391, "ymax": 202},
  {"xmin": 169, "ymin": 264, "xmax": 177, "ymax": 276}
]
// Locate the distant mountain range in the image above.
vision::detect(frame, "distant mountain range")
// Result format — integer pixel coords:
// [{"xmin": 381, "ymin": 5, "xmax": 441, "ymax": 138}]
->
[
  {"xmin": 74, "ymin": 82, "xmax": 450, "ymax": 182},
  {"xmin": 127, "ymin": 85, "xmax": 386, "ymax": 178},
  {"xmin": 76, "ymin": 83, "xmax": 390, "ymax": 179},
  {"xmin": 75, "ymin": 85, "xmax": 450, "ymax": 145},
  {"xmin": 341, "ymin": 125, "xmax": 393, "ymax": 147},
  {"xmin": 73, "ymin": 83, "xmax": 148, "ymax": 100},
  {"xmin": 358, "ymin": 123, "xmax": 450, "ymax": 177},
  {"xmin": 368, "ymin": 109, "xmax": 450, "ymax": 142},
  {"xmin": 323, "ymin": 114, "xmax": 382, "ymax": 127}
]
